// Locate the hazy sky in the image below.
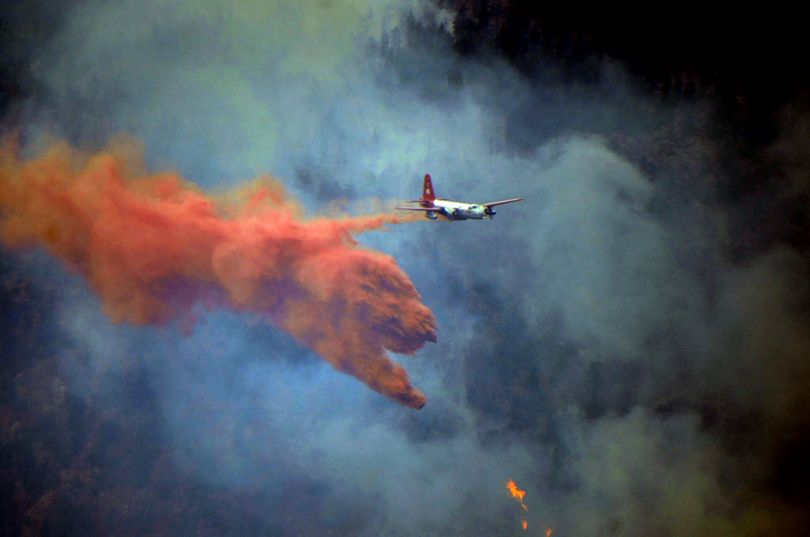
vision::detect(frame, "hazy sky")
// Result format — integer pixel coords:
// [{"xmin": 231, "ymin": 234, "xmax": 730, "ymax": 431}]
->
[{"xmin": 2, "ymin": 2, "xmax": 809, "ymax": 536}]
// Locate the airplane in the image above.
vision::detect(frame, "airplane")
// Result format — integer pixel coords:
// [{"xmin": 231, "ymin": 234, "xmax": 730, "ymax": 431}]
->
[{"xmin": 397, "ymin": 174, "xmax": 523, "ymax": 221}]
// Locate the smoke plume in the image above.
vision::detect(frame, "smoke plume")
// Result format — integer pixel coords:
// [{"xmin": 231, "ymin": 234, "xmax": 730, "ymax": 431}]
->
[
  {"xmin": 2, "ymin": 1, "xmax": 809, "ymax": 535},
  {"xmin": 0, "ymin": 137, "xmax": 436, "ymax": 408}
]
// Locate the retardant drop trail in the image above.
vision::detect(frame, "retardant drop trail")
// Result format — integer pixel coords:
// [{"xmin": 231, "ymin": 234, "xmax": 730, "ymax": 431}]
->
[{"xmin": 0, "ymin": 137, "xmax": 436, "ymax": 408}]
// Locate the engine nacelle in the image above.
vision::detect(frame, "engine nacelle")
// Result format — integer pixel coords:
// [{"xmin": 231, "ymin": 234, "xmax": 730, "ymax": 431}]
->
[{"xmin": 426, "ymin": 210, "xmax": 438, "ymax": 220}]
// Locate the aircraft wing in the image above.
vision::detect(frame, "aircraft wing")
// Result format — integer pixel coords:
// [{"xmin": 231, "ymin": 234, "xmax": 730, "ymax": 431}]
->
[
  {"xmin": 483, "ymin": 197, "xmax": 524, "ymax": 208},
  {"xmin": 396, "ymin": 206, "xmax": 436, "ymax": 211}
]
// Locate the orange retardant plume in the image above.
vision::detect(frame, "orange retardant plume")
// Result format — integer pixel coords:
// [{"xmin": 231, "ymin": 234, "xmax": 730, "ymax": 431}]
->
[
  {"xmin": 0, "ymin": 137, "xmax": 436, "ymax": 408},
  {"xmin": 506, "ymin": 479, "xmax": 529, "ymax": 530}
]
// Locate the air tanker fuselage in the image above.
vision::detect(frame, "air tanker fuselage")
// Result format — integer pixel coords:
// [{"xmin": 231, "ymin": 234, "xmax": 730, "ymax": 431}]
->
[{"xmin": 397, "ymin": 174, "xmax": 523, "ymax": 221}]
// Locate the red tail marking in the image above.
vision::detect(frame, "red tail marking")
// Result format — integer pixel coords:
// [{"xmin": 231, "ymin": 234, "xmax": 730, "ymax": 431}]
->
[{"xmin": 422, "ymin": 174, "xmax": 436, "ymax": 207}]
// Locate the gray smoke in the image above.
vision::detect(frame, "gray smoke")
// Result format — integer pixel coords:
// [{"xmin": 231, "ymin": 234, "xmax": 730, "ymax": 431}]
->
[{"xmin": 2, "ymin": 1, "xmax": 809, "ymax": 536}]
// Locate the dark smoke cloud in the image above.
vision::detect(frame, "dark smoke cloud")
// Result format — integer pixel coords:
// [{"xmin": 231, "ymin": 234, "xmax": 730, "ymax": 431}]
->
[{"xmin": 2, "ymin": 1, "xmax": 809, "ymax": 536}]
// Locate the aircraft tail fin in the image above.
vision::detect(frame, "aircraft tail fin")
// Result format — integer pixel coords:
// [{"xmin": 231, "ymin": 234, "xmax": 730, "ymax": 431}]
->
[{"xmin": 422, "ymin": 174, "xmax": 436, "ymax": 203}]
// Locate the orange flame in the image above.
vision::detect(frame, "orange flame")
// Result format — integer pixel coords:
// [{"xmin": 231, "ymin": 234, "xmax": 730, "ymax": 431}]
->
[
  {"xmin": 506, "ymin": 479, "xmax": 529, "ymax": 530},
  {"xmin": 0, "ymin": 137, "xmax": 437, "ymax": 408},
  {"xmin": 546, "ymin": 527, "xmax": 553, "ymax": 537},
  {"xmin": 506, "ymin": 479, "xmax": 526, "ymax": 503}
]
